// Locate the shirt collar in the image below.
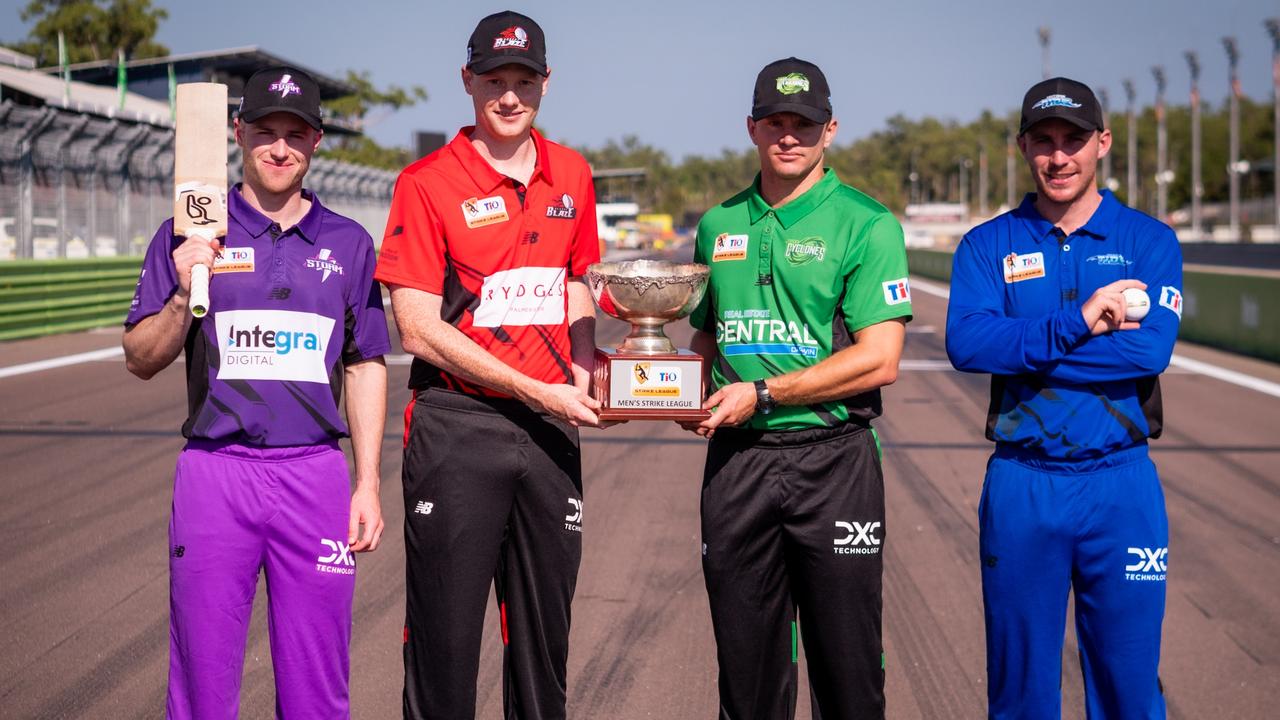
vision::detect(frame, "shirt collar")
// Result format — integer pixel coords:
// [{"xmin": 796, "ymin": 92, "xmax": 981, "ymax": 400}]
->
[
  {"xmin": 448, "ymin": 126, "xmax": 554, "ymax": 193},
  {"xmin": 229, "ymin": 184, "xmax": 322, "ymax": 244},
  {"xmin": 746, "ymin": 168, "xmax": 841, "ymax": 228},
  {"xmin": 1015, "ymin": 189, "xmax": 1119, "ymax": 243}
]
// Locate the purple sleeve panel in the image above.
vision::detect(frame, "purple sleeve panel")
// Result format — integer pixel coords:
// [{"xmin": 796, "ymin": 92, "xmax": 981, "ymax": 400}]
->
[
  {"xmin": 125, "ymin": 220, "xmax": 180, "ymax": 327},
  {"xmin": 342, "ymin": 230, "xmax": 392, "ymax": 365}
]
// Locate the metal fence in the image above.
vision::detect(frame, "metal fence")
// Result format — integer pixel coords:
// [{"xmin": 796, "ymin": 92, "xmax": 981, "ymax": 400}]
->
[{"xmin": 0, "ymin": 99, "xmax": 396, "ymax": 261}]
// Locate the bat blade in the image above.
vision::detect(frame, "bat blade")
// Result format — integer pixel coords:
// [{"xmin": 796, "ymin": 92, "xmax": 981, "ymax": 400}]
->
[{"xmin": 173, "ymin": 82, "xmax": 228, "ymax": 318}]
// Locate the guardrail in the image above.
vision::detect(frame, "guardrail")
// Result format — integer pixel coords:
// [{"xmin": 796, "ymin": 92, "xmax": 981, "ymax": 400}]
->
[
  {"xmin": 907, "ymin": 249, "xmax": 1280, "ymax": 364},
  {"xmin": 0, "ymin": 256, "xmax": 140, "ymax": 341}
]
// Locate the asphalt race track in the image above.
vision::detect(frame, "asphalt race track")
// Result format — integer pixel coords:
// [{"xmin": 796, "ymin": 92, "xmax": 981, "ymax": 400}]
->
[{"xmin": 2, "ymin": 258, "xmax": 1278, "ymax": 718}]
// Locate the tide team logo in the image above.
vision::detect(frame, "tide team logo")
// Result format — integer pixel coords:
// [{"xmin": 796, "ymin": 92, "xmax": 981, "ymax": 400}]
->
[
  {"xmin": 1160, "ymin": 286, "xmax": 1183, "ymax": 318},
  {"xmin": 1032, "ymin": 93, "xmax": 1082, "ymax": 110},
  {"xmin": 316, "ymin": 539, "xmax": 355, "ymax": 575},
  {"xmin": 269, "ymin": 74, "xmax": 302, "ymax": 98},
  {"xmin": 712, "ymin": 233, "xmax": 749, "ymax": 262},
  {"xmin": 565, "ymin": 498, "xmax": 582, "ymax": 532},
  {"xmin": 305, "ymin": 249, "xmax": 344, "ymax": 282},
  {"xmin": 1124, "ymin": 547, "xmax": 1167, "ymax": 581},
  {"xmin": 493, "ymin": 26, "xmax": 530, "ymax": 50},
  {"xmin": 546, "ymin": 193, "xmax": 576, "ymax": 219},
  {"xmin": 834, "ymin": 521, "xmax": 882, "ymax": 554},
  {"xmin": 882, "ymin": 277, "xmax": 911, "ymax": 305}
]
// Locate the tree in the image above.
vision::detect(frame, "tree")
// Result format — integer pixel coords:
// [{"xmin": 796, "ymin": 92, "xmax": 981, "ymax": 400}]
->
[
  {"xmin": 6, "ymin": 0, "xmax": 168, "ymax": 65},
  {"xmin": 318, "ymin": 70, "xmax": 428, "ymax": 171}
]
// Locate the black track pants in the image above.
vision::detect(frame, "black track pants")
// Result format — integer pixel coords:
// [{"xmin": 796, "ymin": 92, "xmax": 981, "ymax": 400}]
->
[
  {"xmin": 701, "ymin": 423, "xmax": 886, "ymax": 720},
  {"xmin": 401, "ymin": 388, "xmax": 583, "ymax": 720}
]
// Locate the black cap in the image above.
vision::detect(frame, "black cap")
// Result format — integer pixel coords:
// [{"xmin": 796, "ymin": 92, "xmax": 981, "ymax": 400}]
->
[
  {"xmin": 238, "ymin": 66, "xmax": 322, "ymax": 130},
  {"xmin": 1019, "ymin": 77, "xmax": 1105, "ymax": 135},
  {"xmin": 466, "ymin": 11, "xmax": 548, "ymax": 76},
  {"xmin": 751, "ymin": 57, "xmax": 832, "ymax": 124}
]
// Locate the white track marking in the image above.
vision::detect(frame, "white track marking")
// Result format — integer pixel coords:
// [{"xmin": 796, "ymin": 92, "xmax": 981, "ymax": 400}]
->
[{"xmin": 0, "ymin": 346, "xmax": 124, "ymax": 379}]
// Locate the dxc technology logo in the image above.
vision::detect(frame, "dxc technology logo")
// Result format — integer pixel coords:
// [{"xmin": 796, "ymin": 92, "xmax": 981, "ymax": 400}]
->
[
  {"xmin": 1124, "ymin": 547, "xmax": 1167, "ymax": 582},
  {"xmin": 834, "ymin": 521, "xmax": 881, "ymax": 555},
  {"xmin": 316, "ymin": 538, "xmax": 355, "ymax": 575},
  {"xmin": 564, "ymin": 498, "xmax": 582, "ymax": 533}
]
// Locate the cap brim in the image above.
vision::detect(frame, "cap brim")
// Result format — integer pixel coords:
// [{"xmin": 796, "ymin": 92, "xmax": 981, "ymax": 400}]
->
[
  {"xmin": 751, "ymin": 103, "xmax": 831, "ymax": 124},
  {"xmin": 467, "ymin": 56, "xmax": 548, "ymax": 76},
  {"xmin": 240, "ymin": 106, "xmax": 323, "ymax": 131},
  {"xmin": 1019, "ymin": 110, "xmax": 1099, "ymax": 135}
]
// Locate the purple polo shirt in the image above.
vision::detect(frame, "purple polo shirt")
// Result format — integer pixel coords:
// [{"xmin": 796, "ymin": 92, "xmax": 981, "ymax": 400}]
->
[{"xmin": 126, "ymin": 185, "xmax": 391, "ymax": 446}]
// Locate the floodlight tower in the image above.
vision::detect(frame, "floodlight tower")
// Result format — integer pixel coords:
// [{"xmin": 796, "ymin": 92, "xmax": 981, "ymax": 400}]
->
[
  {"xmin": 1152, "ymin": 66, "xmax": 1169, "ymax": 219},
  {"xmin": 1123, "ymin": 78, "xmax": 1138, "ymax": 206},
  {"xmin": 1185, "ymin": 51, "xmax": 1203, "ymax": 236},
  {"xmin": 1223, "ymin": 36, "xmax": 1241, "ymax": 240}
]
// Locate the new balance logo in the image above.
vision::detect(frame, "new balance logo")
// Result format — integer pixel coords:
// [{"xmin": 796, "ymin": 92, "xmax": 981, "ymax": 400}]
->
[
  {"xmin": 316, "ymin": 538, "xmax": 355, "ymax": 575},
  {"xmin": 564, "ymin": 498, "xmax": 582, "ymax": 532},
  {"xmin": 414, "ymin": 500, "xmax": 434, "ymax": 515},
  {"xmin": 834, "ymin": 521, "xmax": 882, "ymax": 554},
  {"xmin": 1124, "ymin": 547, "xmax": 1167, "ymax": 581}
]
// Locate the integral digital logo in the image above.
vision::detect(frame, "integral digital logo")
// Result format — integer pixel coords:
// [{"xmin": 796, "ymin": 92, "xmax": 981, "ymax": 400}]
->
[
  {"xmin": 1032, "ymin": 93, "xmax": 1082, "ymax": 110},
  {"xmin": 785, "ymin": 237, "xmax": 826, "ymax": 265},
  {"xmin": 215, "ymin": 310, "xmax": 335, "ymax": 383},
  {"xmin": 414, "ymin": 500, "xmax": 434, "ymax": 516},
  {"xmin": 564, "ymin": 498, "xmax": 582, "ymax": 532},
  {"xmin": 316, "ymin": 539, "xmax": 355, "ymax": 575},
  {"xmin": 306, "ymin": 249, "xmax": 344, "ymax": 282},
  {"xmin": 1125, "ymin": 547, "xmax": 1167, "ymax": 581},
  {"xmin": 775, "ymin": 73, "xmax": 810, "ymax": 95},
  {"xmin": 494, "ymin": 26, "xmax": 530, "ymax": 50},
  {"xmin": 269, "ymin": 74, "xmax": 302, "ymax": 98},
  {"xmin": 834, "ymin": 521, "xmax": 882, "ymax": 554},
  {"xmin": 546, "ymin": 193, "xmax": 576, "ymax": 219}
]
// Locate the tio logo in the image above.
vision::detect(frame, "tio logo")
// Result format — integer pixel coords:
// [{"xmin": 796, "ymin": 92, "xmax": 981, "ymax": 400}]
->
[
  {"xmin": 316, "ymin": 538, "xmax": 356, "ymax": 575},
  {"xmin": 834, "ymin": 521, "xmax": 882, "ymax": 555},
  {"xmin": 564, "ymin": 498, "xmax": 583, "ymax": 532},
  {"xmin": 657, "ymin": 371, "xmax": 678, "ymax": 383}
]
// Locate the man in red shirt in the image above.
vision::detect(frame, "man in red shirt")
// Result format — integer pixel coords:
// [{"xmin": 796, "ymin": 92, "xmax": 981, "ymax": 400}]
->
[{"xmin": 375, "ymin": 11, "xmax": 602, "ymax": 720}]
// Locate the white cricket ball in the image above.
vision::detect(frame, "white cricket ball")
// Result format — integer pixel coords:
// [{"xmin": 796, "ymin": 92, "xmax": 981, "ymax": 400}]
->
[{"xmin": 1123, "ymin": 287, "xmax": 1150, "ymax": 321}]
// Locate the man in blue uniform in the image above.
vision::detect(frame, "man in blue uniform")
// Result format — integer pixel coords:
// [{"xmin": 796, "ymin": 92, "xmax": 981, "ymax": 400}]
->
[
  {"xmin": 946, "ymin": 77, "xmax": 1182, "ymax": 719},
  {"xmin": 123, "ymin": 67, "xmax": 390, "ymax": 719}
]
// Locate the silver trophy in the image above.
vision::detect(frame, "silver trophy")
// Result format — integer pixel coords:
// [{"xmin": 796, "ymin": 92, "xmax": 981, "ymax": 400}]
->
[{"xmin": 585, "ymin": 260, "xmax": 711, "ymax": 421}]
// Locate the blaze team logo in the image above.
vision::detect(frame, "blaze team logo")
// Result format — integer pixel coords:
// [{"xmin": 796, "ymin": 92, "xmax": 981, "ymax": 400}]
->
[
  {"xmin": 565, "ymin": 498, "xmax": 582, "ymax": 532},
  {"xmin": 269, "ymin": 74, "xmax": 302, "ymax": 98},
  {"xmin": 316, "ymin": 539, "xmax": 355, "ymax": 575},
  {"xmin": 546, "ymin": 193, "xmax": 576, "ymax": 219},
  {"xmin": 834, "ymin": 521, "xmax": 882, "ymax": 555},
  {"xmin": 882, "ymin": 277, "xmax": 911, "ymax": 305},
  {"xmin": 1124, "ymin": 547, "xmax": 1167, "ymax": 581},
  {"xmin": 494, "ymin": 26, "xmax": 530, "ymax": 50},
  {"xmin": 1032, "ymin": 93, "xmax": 1082, "ymax": 110},
  {"xmin": 1160, "ymin": 286, "xmax": 1183, "ymax": 318},
  {"xmin": 306, "ymin": 248, "xmax": 344, "ymax": 282}
]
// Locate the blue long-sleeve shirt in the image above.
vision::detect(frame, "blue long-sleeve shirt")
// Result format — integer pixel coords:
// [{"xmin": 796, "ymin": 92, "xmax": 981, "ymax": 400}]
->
[{"xmin": 946, "ymin": 191, "xmax": 1183, "ymax": 461}]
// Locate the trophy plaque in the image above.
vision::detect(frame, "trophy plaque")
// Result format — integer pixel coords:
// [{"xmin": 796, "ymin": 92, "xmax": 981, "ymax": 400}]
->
[{"xmin": 586, "ymin": 260, "xmax": 711, "ymax": 422}]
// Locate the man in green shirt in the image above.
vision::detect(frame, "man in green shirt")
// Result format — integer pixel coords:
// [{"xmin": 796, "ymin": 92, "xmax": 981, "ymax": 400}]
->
[{"xmin": 686, "ymin": 57, "xmax": 912, "ymax": 719}]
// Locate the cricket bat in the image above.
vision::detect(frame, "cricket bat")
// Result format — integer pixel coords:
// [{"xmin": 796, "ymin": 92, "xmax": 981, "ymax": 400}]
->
[{"xmin": 173, "ymin": 83, "xmax": 229, "ymax": 318}]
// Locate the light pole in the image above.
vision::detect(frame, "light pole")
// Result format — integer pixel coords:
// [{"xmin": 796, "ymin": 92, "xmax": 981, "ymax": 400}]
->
[
  {"xmin": 979, "ymin": 143, "xmax": 989, "ymax": 217},
  {"xmin": 958, "ymin": 157, "xmax": 971, "ymax": 216},
  {"xmin": 1224, "ymin": 36, "xmax": 1242, "ymax": 240},
  {"xmin": 1099, "ymin": 88, "xmax": 1114, "ymax": 189},
  {"xmin": 1123, "ymin": 79, "xmax": 1138, "ymax": 206},
  {"xmin": 1152, "ymin": 66, "xmax": 1170, "ymax": 220},
  {"xmin": 1266, "ymin": 19, "xmax": 1280, "ymax": 231},
  {"xmin": 1007, "ymin": 127, "xmax": 1017, "ymax": 209},
  {"xmin": 1038, "ymin": 27, "xmax": 1051, "ymax": 80},
  {"xmin": 1186, "ymin": 51, "xmax": 1203, "ymax": 237}
]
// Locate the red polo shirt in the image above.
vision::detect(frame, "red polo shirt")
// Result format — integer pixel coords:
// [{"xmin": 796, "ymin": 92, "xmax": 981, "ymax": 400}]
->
[{"xmin": 375, "ymin": 127, "xmax": 600, "ymax": 396}]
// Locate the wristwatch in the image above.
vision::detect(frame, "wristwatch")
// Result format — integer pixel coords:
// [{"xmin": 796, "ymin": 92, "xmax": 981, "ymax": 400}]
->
[{"xmin": 754, "ymin": 379, "xmax": 777, "ymax": 415}]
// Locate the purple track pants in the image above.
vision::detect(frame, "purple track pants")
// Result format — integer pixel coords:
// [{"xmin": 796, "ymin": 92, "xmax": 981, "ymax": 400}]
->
[{"xmin": 166, "ymin": 439, "xmax": 355, "ymax": 720}]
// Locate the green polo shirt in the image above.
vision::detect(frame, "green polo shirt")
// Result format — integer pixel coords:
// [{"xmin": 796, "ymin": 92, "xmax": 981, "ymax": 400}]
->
[{"xmin": 690, "ymin": 169, "xmax": 912, "ymax": 431}]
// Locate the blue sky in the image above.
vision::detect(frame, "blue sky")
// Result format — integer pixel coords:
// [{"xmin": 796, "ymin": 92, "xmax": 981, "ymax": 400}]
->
[{"xmin": 3, "ymin": 0, "xmax": 1277, "ymax": 159}]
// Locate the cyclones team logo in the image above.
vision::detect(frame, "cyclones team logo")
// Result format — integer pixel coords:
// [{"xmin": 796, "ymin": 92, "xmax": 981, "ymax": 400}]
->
[
  {"xmin": 776, "ymin": 73, "xmax": 810, "ymax": 95},
  {"xmin": 546, "ymin": 193, "xmax": 576, "ymax": 219},
  {"xmin": 493, "ymin": 26, "xmax": 530, "ymax": 50}
]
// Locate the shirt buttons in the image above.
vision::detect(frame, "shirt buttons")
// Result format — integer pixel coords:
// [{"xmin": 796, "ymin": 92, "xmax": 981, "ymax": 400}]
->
[
  {"xmin": 275, "ymin": 258, "xmax": 283, "ymax": 265},
  {"xmin": 1062, "ymin": 244, "xmax": 1071, "ymax": 252}
]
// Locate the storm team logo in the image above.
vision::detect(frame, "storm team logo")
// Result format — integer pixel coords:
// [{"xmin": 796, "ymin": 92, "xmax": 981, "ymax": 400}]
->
[
  {"xmin": 493, "ymin": 26, "xmax": 530, "ymax": 50},
  {"xmin": 268, "ymin": 74, "xmax": 302, "ymax": 98}
]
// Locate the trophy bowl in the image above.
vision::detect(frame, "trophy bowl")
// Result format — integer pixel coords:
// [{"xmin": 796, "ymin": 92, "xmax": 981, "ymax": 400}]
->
[{"xmin": 586, "ymin": 259, "xmax": 710, "ymax": 354}]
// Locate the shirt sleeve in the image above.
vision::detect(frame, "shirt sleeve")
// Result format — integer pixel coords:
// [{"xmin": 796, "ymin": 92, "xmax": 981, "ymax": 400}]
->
[
  {"xmin": 373, "ymin": 171, "xmax": 447, "ymax": 293},
  {"xmin": 1037, "ymin": 227, "xmax": 1182, "ymax": 383},
  {"xmin": 342, "ymin": 229, "xmax": 393, "ymax": 365},
  {"xmin": 688, "ymin": 217, "xmax": 715, "ymax": 334},
  {"xmin": 568, "ymin": 176, "xmax": 600, "ymax": 277},
  {"xmin": 124, "ymin": 220, "xmax": 180, "ymax": 327},
  {"xmin": 945, "ymin": 232, "xmax": 1093, "ymax": 374},
  {"xmin": 841, "ymin": 213, "xmax": 913, "ymax": 334}
]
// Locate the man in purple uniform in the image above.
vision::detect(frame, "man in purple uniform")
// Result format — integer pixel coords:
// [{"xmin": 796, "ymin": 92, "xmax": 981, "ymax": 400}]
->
[{"xmin": 122, "ymin": 66, "xmax": 390, "ymax": 719}]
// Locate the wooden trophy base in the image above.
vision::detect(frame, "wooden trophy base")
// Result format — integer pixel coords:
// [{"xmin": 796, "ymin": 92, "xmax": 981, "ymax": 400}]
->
[{"xmin": 591, "ymin": 348, "xmax": 710, "ymax": 422}]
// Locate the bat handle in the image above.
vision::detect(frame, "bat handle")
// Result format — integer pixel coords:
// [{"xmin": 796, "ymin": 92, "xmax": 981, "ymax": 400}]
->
[{"xmin": 190, "ymin": 263, "xmax": 211, "ymax": 318}]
